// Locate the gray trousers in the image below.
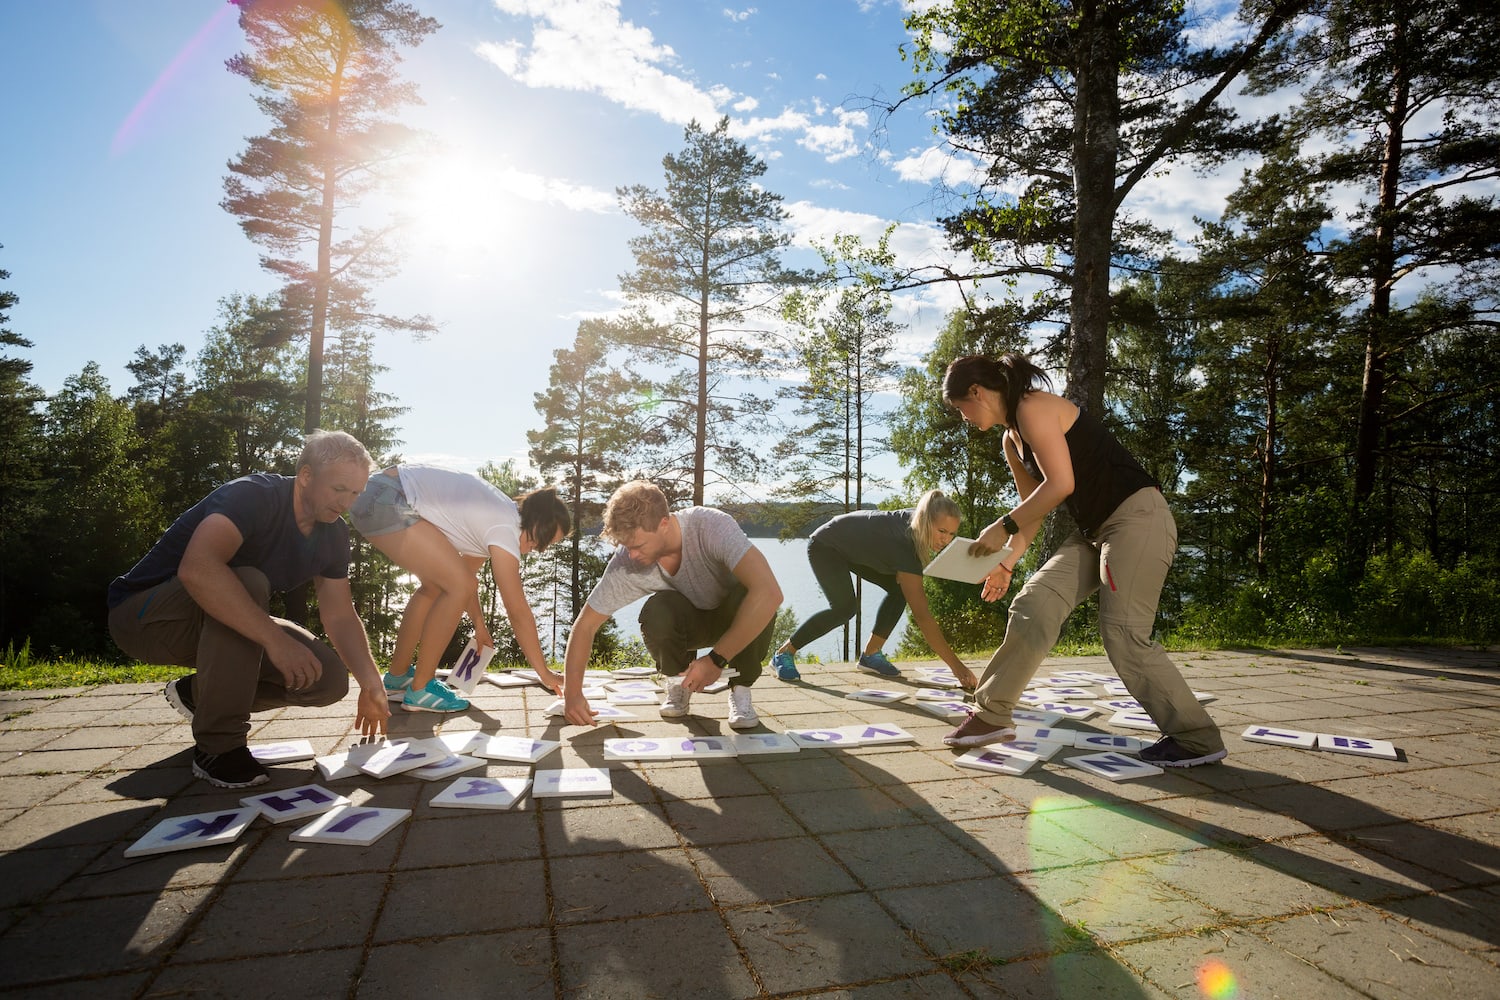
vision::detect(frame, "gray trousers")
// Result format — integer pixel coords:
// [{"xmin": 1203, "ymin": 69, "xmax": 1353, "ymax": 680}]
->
[
  {"xmin": 974, "ymin": 487, "xmax": 1224, "ymax": 755},
  {"xmin": 108, "ymin": 568, "xmax": 348, "ymax": 753}
]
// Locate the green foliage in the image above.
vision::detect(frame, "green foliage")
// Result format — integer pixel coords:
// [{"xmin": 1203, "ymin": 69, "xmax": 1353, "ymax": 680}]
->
[
  {"xmin": 1171, "ymin": 547, "xmax": 1500, "ymax": 644},
  {"xmin": 773, "ymin": 282, "xmax": 901, "ymax": 528},
  {"xmin": 223, "ymin": 0, "xmax": 439, "ymax": 430},
  {"xmin": 615, "ymin": 116, "xmax": 806, "ymax": 504},
  {"xmin": 0, "ymin": 640, "xmax": 186, "ymax": 690}
]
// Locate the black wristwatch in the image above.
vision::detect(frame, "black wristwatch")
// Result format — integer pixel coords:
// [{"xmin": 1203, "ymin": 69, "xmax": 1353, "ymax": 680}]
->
[
  {"xmin": 1001, "ymin": 513, "xmax": 1020, "ymax": 535},
  {"xmin": 707, "ymin": 649, "xmax": 729, "ymax": 668}
]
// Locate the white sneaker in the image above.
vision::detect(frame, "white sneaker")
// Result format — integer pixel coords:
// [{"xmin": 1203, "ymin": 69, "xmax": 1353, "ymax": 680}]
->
[
  {"xmin": 660, "ymin": 677, "xmax": 691, "ymax": 718},
  {"xmin": 727, "ymin": 686, "xmax": 758, "ymax": 729}
]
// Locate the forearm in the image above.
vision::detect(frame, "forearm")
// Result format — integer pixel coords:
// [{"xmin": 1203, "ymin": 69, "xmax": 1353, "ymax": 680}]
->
[
  {"xmin": 322, "ymin": 612, "xmax": 381, "ymax": 689},
  {"xmin": 561, "ymin": 617, "xmax": 599, "ymax": 694},
  {"xmin": 714, "ymin": 586, "xmax": 782, "ymax": 659},
  {"xmin": 178, "ymin": 560, "xmax": 285, "ymax": 652},
  {"xmin": 506, "ymin": 602, "xmax": 550, "ymax": 673},
  {"xmin": 914, "ymin": 611, "xmax": 967, "ymax": 675}
]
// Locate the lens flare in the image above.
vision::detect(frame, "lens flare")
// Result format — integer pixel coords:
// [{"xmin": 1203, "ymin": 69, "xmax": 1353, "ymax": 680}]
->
[
  {"xmin": 111, "ymin": 4, "xmax": 239, "ymax": 157},
  {"xmin": 1197, "ymin": 959, "xmax": 1238, "ymax": 998}
]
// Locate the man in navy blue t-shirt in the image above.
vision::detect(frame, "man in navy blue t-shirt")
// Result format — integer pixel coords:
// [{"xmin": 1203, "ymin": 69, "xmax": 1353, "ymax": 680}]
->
[{"xmin": 108, "ymin": 430, "xmax": 390, "ymax": 788}]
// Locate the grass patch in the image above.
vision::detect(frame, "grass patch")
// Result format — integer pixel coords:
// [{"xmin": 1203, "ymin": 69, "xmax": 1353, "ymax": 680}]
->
[
  {"xmin": 937, "ymin": 949, "xmax": 1009, "ymax": 975},
  {"xmin": 1, "ymin": 641, "xmax": 184, "ymax": 691}
]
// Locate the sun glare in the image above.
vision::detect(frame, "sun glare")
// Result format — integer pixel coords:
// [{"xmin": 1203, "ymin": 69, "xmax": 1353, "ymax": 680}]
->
[{"xmin": 396, "ymin": 154, "xmax": 514, "ymax": 265}]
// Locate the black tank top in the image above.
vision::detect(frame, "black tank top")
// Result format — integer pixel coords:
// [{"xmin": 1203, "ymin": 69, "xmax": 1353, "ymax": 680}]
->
[{"xmin": 1019, "ymin": 407, "xmax": 1158, "ymax": 536}]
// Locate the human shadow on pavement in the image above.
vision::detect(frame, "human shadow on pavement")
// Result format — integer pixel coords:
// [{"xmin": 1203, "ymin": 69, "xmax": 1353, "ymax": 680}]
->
[
  {"xmin": 652, "ymin": 742, "xmax": 1160, "ymax": 997},
  {"xmin": 983, "ymin": 758, "xmax": 1500, "ymax": 948},
  {"xmin": 0, "ymin": 751, "xmax": 269, "ymax": 993}
]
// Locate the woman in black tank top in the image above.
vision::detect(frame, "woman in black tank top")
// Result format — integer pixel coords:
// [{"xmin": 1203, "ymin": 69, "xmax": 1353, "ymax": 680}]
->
[{"xmin": 934, "ymin": 353, "xmax": 1227, "ymax": 768}]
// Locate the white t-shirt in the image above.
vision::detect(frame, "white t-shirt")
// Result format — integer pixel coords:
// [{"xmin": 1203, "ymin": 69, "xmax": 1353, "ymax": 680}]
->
[
  {"xmin": 396, "ymin": 465, "xmax": 520, "ymax": 560},
  {"xmin": 586, "ymin": 506, "xmax": 753, "ymax": 616}
]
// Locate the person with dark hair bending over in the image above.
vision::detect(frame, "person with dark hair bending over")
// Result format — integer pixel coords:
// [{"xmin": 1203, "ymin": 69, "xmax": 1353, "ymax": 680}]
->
[
  {"xmin": 769, "ymin": 490, "xmax": 978, "ymax": 688},
  {"xmin": 940, "ymin": 353, "xmax": 1227, "ymax": 767},
  {"xmin": 350, "ymin": 466, "xmax": 571, "ymax": 713}
]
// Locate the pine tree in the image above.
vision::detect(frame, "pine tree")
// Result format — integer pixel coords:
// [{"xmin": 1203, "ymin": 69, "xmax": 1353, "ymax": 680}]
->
[
  {"xmin": 1252, "ymin": 0, "xmax": 1500, "ymax": 574},
  {"xmin": 222, "ymin": 0, "xmax": 439, "ymax": 432},
  {"xmin": 899, "ymin": 0, "xmax": 1307, "ymax": 412},
  {"xmin": 615, "ymin": 117, "xmax": 805, "ymax": 504},
  {"xmin": 0, "ymin": 253, "xmax": 47, "ymax": 648}
]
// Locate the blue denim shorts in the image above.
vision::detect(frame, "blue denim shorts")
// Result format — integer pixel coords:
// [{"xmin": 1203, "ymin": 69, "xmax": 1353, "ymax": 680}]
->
[{"xmin": 349, "ymin": 470, "xmax": 421, "ymax": 538}]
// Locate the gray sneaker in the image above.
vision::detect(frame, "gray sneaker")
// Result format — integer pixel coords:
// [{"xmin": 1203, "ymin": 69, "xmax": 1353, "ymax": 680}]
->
[{"xmin": 660, "ymin": 677, "xmax": 691, "ymax": 718}]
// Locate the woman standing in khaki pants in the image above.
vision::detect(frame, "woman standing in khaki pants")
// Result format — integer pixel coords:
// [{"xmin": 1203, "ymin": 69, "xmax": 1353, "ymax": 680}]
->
[{"xmin": 939, "ymin": 353, "xmax": 1227, "ymax": 767}]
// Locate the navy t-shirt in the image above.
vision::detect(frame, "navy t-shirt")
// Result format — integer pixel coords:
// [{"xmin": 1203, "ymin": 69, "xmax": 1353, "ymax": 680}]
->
[{"xmin": 107, "ymin": 474, "xmax": 351, "ymax": 608}]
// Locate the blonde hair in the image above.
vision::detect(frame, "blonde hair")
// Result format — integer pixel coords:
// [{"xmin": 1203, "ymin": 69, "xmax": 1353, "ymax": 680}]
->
[
  {"xmin": 297, "ymin": 430, "xmax": 374, "ymax": 475},
  {"xmin": 602, "ymin": 480, "xmax": 670, "ymax": 543},
  {"xmin": 910, "ymin": 489, "xmax": 961, "ymax": 565}
]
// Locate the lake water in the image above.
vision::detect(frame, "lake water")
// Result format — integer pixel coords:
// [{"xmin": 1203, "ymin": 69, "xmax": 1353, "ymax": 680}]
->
[{"xmin": 610, "ymin": 537, "xmax": 910, "ymax": 664}]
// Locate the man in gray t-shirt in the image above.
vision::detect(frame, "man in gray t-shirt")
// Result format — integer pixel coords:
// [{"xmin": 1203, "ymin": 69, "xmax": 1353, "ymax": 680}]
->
[{"xmin": 561, "ymin": 481, "xmax": 783, "ymax": 730}]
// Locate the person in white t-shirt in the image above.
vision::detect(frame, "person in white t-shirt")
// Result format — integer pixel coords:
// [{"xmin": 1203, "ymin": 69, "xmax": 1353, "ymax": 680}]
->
[
  {"xmin": 559, "ymin": 481, "xmax": 783, "ymax": 730},
  {"xmin": 350, "ymin": 465, "xmax": 570, "ymax": 713}
]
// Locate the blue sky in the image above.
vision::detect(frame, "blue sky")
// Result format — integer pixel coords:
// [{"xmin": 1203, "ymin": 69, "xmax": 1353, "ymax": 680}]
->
[{"xmin": 2, "ymin": 0, "xmax": 1252, "ymax": 498}]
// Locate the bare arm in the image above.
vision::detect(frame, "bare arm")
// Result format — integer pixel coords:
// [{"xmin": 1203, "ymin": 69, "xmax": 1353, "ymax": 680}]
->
[
  {"xmin": 560, "ymin": 604, "xmax": 608, "ymax": 726},
  {"xmin": 315, "ymin": 575, "xmax": 390, "ymax": 739},
  {"xmin": 490, "ymin": 547, "xmax": 562, "ymax": 695},
  {"xmin": 178, "ymin": 514, "xmax": 321, "ymax": 687},
  {"xmin": 974, "ymin": 393, "xmax": 1077, "ymax": 560},
  {"xmin": 897, "ymin": 572, "xmax": 976, "ymax": 688},
  {"xmin": 681, "ymin": 546, "xmax": 783, "ymax": 693},
  {"xmin": 462, "ymin": 554, "xmax": 493, "ymax": 650}
]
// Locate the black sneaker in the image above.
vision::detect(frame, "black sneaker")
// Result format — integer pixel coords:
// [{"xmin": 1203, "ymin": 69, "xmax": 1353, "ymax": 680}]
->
[
  {"xmin": 1139, "ymin": 736, "xmax": 1228, "ymax": 768},
  {"xmin": 164, "ymin": 676, "xmax": 196, "ymax": 721},
  {"xmin": 192, "ymin": 746, "xmax": 269, "ymax": 788}
]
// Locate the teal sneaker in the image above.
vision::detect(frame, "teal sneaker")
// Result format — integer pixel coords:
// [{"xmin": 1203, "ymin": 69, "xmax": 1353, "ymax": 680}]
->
[
  {"xmin": 383, "ymin": 670, "xmax": 414, "ymax": 700},
  {"xmin": 402, "ymin": 677, "xmax": 470, "ymax": 713},
  {"xmin": 857, "ymin": 651, "xmax": 901, "ymax": 677},
  {"xmin": 772, "ymin": 651, "xmax": 800, "ymax": 681}
]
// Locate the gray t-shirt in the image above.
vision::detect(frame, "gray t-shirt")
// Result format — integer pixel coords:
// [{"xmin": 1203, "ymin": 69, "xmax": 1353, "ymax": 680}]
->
[{"xmin": 586, "ymin": 506, "xmax": 754, "ymax": 616}]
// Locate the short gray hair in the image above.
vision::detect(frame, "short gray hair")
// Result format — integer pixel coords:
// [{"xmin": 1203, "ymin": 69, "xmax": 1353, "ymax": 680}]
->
[{"xmin": 297, "ymin": 429, "xmax": 374, "ymax": 475}]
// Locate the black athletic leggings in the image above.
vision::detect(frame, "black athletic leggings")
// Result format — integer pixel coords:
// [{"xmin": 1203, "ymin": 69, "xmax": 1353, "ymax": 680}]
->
[{"xmin": 787, "ymin": 541, "xmax": 908, "ymax": 649}]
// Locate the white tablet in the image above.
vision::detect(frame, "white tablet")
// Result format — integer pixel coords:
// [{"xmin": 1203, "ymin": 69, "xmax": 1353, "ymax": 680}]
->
[{"xmin": 922, "ymin": 537, "xmax": 1014, "ymax": 584}]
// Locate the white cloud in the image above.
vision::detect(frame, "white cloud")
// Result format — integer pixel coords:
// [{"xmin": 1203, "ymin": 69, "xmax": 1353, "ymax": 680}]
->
[
  {"xmin": 723, "ymin": 7, "xmax": 758, "ymax": 22},
  {"xmin": 481, "ymin": 0, "xmax": 721, "ymax": 125},
  {"xmin": 891, "ymin": 144, "xmax": 985, "ymax": 188},
  {"xmin": 733, "ymin": 95, "xmax": 760, "ymax": 112},
  {"xmin": 492, "ymin": 166, "xmax": 618, "ymax": 213}
]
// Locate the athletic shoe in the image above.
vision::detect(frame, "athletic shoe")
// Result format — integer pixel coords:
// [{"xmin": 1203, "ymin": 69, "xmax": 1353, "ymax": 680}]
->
[
  {"xmin": 383, "ymin": 669, "xmax": 414, "ymax": 700},
  {"xmin": 192, "ymin": 746, "xmax": 269, "ymax": 789},
  {"xmin": 163, "ymin": 676, "xmax": 196, "ymax": 721},
  {"xmin": 659, "ymin": 677, "xmax": 691, "ymax": 718},
  {"xmin": 941, "ymin": 712, "xmax": 1017, "ymax": 748},
  {"xmin": 1139, "ymin": 736, "xmax": 1228, "ymax": 768},
  {"xmin": 772, "ymin": 651, "xmax": 800, "ymax": 681},
  {"xmin": 857, "ymin": 651, "xmax": 901, "ymax": 677},
  {"xmin": 402, "ymin": 677, "xmax": 470, "ymax": 713},
  {"xmin": 727, "ymin": 686, "xmax": 759, "ymax": 729}
]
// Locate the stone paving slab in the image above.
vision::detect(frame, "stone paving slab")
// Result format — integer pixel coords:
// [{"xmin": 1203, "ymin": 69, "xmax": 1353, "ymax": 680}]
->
[{"xmin": 0, "ymin": 646, "xmax": 1498, "ymax": 998}]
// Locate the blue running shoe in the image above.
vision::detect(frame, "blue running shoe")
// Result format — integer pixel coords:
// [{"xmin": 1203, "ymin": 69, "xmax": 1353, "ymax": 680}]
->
[
  {"xmin": 857, "ymin": 651, "xmax": 901, "ymax": 677},
  {"xmin": 402, "ymin": 677, "xmax": 470, "ymax": 713},
  {"xmin": 772, "ymin": 651, "xmax": 800, "ymax": 681},
  {"xmin": 383, "ymin": 669, "xmax": 414, "ymax": 700}
]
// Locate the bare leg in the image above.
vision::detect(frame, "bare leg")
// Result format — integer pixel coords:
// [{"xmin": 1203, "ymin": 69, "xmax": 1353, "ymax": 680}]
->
[{"xmin": 366, "ymin": 520, "xmax": 478, "ymax": 688}]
